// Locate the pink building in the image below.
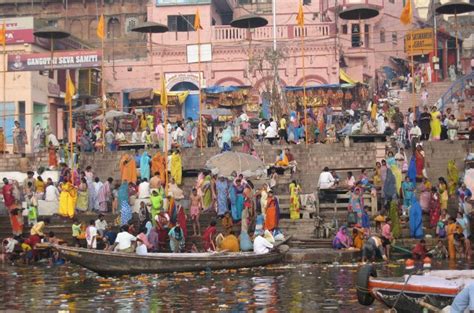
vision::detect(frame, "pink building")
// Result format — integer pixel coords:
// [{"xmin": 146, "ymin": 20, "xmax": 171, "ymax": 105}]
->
[{"xmin": 104, "ymin": 0, "xmax": 424, "ymax": 119}]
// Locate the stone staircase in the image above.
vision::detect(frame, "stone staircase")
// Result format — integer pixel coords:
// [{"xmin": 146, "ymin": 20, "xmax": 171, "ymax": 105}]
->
[{"xmin": 397, "ymin": 81, "xmax": 453, "ymax": 113}]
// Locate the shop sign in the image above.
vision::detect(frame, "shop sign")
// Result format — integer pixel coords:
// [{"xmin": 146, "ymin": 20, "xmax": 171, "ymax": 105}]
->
[
  {"xmin": 3, "ymin": 17, "xmax": 35, "ymax": 45},
  {"xmin": 165, "ymin": 72, "xmax": 204, "ymax": 90},
  {"xmin": 8, "ymin": 50, "xmax": 102, "ymax": 72}
]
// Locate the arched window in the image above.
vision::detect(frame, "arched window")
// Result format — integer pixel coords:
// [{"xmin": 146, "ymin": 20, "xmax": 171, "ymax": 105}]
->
[
  {"xmin": 107, "ymin": 17, "xmax": 121, "ymax": 39},
  {"xmin": 380, "ymin": 28, "xmax": 385, "ymax": 43}
]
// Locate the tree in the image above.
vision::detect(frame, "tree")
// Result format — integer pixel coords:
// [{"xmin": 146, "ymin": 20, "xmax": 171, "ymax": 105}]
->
[{"xmin": 247, "ymin": 46, "xmax": 287, "ymax": 119}]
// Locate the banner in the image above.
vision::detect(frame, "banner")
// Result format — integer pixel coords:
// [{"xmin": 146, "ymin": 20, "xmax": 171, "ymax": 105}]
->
[
  {"xmin": 404, "ymin": 28, "xmax": 434, "ymax": 56},
  {"xmin": 8, "ymin": 50, "xmax": 102, "ymax": 72},
  {"xmin": 3, "ymin": 17, "xmax": 35, "ymax": 45}
]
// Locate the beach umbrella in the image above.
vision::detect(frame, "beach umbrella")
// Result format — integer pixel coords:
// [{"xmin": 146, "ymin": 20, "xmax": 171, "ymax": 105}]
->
[{"xmin": 205, "ymin": 152, "xmax": 266, "ymax": 178}]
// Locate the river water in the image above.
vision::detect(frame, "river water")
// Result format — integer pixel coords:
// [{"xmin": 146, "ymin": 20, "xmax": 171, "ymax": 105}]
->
[{"xmin": 0, "ymin": 260, "xmax": 468, "ymax": 312}]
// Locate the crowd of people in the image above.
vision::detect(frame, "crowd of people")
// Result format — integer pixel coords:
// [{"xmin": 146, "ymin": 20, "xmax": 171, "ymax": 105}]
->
[{"xmin": 324, "ymin": 141, "xmax": 473, "ymax": 262}]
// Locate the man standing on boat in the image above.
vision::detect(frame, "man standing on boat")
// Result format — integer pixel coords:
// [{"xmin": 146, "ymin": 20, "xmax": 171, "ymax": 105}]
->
[{"xmin": 450, "ymin": 283, "xmax": 474, "ymax": 313}]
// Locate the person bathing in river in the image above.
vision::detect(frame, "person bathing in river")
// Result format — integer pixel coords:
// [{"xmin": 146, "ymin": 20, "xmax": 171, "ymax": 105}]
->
[
  {"xmin": 332, "ymin": 226, "xmax": 352, "ymax": 249},
  {"xmin": 361, "ymin": 235, "xmax": 388, "ymax": 263}
]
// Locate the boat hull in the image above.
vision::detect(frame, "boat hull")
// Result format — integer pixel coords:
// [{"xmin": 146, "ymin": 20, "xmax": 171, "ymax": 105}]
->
[
  {"xmin": 57, "ymin": 245, "xmax": 285, "ymax": 276},
  {"xmin": 372, "ymin": 290, "xmax": 453, "ymax": 313}
]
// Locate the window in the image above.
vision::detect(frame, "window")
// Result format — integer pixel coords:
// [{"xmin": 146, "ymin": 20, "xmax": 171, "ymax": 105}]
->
[
  {"xmin": 351, "ymin": 24, "xmax": 361, "ymax": 47},
  {"xmin": 380, "ymin": 28, "xmax": 385, "ymax": 43},
  {"xmin": 125, "ymin": 17, "xmax": 138, "ymax": 33},
  {"xmin": 303, "ymin": 0, "xmax": 311, "ymax": 4},
  {"xmin": 167, "ymin": 15, "xmax": 196, "ymax": 32},
  {"xmin": 389, "ymin": 0, "xmax": 394, "ymax": 3},
  {"xmin": 392, "ymin": 32, "xmax": 398, "ymax": 46},
  {"xmin": 342, "ymin": 25, "xmax": 348, "ymax": 34}
]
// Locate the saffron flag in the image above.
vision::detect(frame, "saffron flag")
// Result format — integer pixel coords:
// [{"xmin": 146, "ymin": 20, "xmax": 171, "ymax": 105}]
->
[
  {"xmin": 97, "ymin": 14, "xmax": 105, "ymax": 40},
  {"xmin": 0, "ymin": 21, "xmax": 6, "ymax": 46},
  {"xmin": 371, "ymin": 102, "xmax": 377, "ymax": 121},
  {"xmin": 160, "ymin": 73, "xmax": 168, "ymax": 108},
  {"xmin": 194, "ymin": 9, "xmax": 202, "ymax": 30},
  {"xmin": 65, "ymin": 72, "xmax": 75, "ymax": 105},
  {"xmin": 296, "ymin": 3, "xmax": 304, "ymax": 27},
  {"xmin": 400, "ymin": 0, "xmax": 412, "ymax": 25}
]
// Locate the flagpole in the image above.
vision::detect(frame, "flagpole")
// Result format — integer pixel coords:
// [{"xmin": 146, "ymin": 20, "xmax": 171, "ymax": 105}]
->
[
  {"xmin": 409, "ymin": 1, "xmax": 416, "ymax": 116},
  {"xmin": 197, "ymin": 13, "xmax": 203, "ymax": 154},
  {"xmin": 101, "ymin": 18, "xmax": 106, "ymax": 154},
  {"xmin": 2, "ymin": 21, "xmax": 6, "ymax": 155},
  {"xmin": 68, "ymin": 71, "xmax": 74, "ymax": 180},
  {"xmin": 299, "ymin": 2, "xmax": 308, "ymax": 146},
  {"xmin": 163, "ymin": 74, "xmax": 168, "ymax": 192}
]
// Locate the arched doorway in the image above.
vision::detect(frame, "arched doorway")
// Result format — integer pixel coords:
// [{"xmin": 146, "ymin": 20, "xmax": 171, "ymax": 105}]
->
[{"xmin": 170, "ymin": 81, "xmax": 200, "ymax": 120}]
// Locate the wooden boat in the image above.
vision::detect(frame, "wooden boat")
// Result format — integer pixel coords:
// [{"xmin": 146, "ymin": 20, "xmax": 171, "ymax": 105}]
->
[
  {"xmin": 356, "ymin": 265, "xmax": 473, "ymax": 312},
  {"xmin": 54, "ymin": 241, "xmax": 290, "ymax": 276}
]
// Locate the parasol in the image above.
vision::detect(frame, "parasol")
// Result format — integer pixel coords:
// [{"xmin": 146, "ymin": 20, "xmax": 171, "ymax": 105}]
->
[
  {"xmin": 339, "ymin": 4, "xmax": 379, "ymax": 49},
  {"xmin": 436, "ymin": 1, "xmax": 474, "ymax": 68},
  {"xmin": 230, "ymin": 14, "xmax": 268, "ymax": 29},
  {"xmin": 205, "ymin": 152, "xmax": 266, "ymax": 178},
  {"xmin": 93, "ymin": 110, "xmax": 133, "ymax": 122},
  {"xmin": 34, "ymin": 26, "xmax": 71, "ymax": 72}
]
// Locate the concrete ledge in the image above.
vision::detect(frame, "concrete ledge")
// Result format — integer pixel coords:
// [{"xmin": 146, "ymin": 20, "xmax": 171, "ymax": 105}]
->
[{"xmin": 284, "ymin": 248, "xmax": 360, "ymax": 263}]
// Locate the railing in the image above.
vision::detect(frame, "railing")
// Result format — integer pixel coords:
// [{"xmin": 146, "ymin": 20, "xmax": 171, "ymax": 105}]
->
[
  {"xmin": 438, "ymin": 72, "xmax": 474, "ymax": 111},
  {"xmin": 212, "ymin": 23, "xmax": 332, "ymax": 42}
]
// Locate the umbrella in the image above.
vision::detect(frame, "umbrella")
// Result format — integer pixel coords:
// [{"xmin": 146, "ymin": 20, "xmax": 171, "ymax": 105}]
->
[
  {"xmin": 34, "ymin": 26, "xmax": 71, "ymax": 72},
  {"xmin": 93, "ymin": 110, "xmax": 133, "ymax": 122},
  {"xmin": 205, "ymin": 152, "xmax": 266, "ymax": 178},
  {"xmin": 338, "ymin": 4, "xmax": 380, "ymax": 20},
  {"xmin": 230, "ymin": 14, "xmax": 268, "ymax": 29}
]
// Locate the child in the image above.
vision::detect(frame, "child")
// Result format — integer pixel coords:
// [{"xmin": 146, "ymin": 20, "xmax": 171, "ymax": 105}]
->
[
  {"xmin": 27, "ymin": 193, "xmax": 38, "ymax": 227},
  {"xmin": 86, "ymin": 220, "xmax": 97, "ymax": 249},
  {"xmin": 221, "ymin": 211, "xmax": 233, "ymax": 236},
  {"xmin": 71, "ymin": 218, "xmax": 82, "ymax": 247},
  {"xmin": 254, "ymin": 210, "xmax": 264, "ymax": 236},
  {"xmin": 436, "ymin": 220, "xmax": 446, "ymax": 238},
  {"xmin": 189, "ymin": 188, "xmax": 202, "ymax": 236}
]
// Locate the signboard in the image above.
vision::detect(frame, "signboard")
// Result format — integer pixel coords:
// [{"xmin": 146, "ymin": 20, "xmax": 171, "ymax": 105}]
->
[
  {"xmin": 3, "ymin": 17, "xmax": 35, "ymax": 45},
  {"xmin": 187, "ymin": 43, "xmax": 212, "ymax": 63},
  {"xmin": 165, "ymin": 72, "xmax": 204, "ymax": 90},
  {"xmin": 8, "ymin": 50, "xmax": 102, "ymax": 72},
  {"xmin": 404, "ymin": 28, "xmax": 434, "ymax": 55}
]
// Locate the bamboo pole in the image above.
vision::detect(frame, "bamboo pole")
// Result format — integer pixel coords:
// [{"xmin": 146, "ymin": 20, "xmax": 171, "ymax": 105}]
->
[
  {"xmin": 101, "ymin": 26, "xmax": 105, "ymax": 153},
  {"xmin": 68, "ymin": 70, "xmax": 74, "ymax": 181},
  {"xmin": 410, "ymin": 29, "xmax": 416, "ymax": 115}
]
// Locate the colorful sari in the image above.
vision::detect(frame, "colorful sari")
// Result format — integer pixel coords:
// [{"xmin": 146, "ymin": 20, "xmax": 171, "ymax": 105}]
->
[
  {"xmin": 202, "ymin": 176, "xmax": 213, "ymax": 210},
  {"xmin": 264, "ymin": 196, "xmax": 280, "ymax": 231},
  {"xmin": 150, "ymin": 191, "xmax": 163, "ymax": 226},
  {"xmin": 439, "ymin": 182, "xmax": 449, "ymax": 210},
  {"xmin": 409, "ymin": 198, "xmax": 424, "ymax": 239},
  {"xmin": 289, "ymin": 182, "xmax": 301, "ymax": 220},
  {"xmin": 118, "ymin": 182, "xmax": 131, "ymax": 226},
  {"xmin": 401, "ymin": 181, "xmax": 415, "ymax": 209},
  {"xmin": 388, "ymin": 200, "xmax": 401, "ymax": 238},
  {"xmin": 216, "ymin": 178, "xmax": 229, "ymax": 216},
  {"xmin": 140, "ymin": 152, "xmax": 151, "ymax": 181},
  {"xmin": 59, "ymin": 182, "xmax": 77, "ymax": 218},
  {"xmin": 415, "ymin": 149, "xmax": 425, "ymax": 179},
  {"xmin": 170, "ymin": 152, "xmax": 182, "ymax": 185},
  {"xmin": 419, "ymin": 180, "xmax": 432, "ymax": 213},
  {"xmin": 120, "ymin": 154, "xmax": 137, "ymax": 183},
  {"xmin": 447, "ymin": 160, "xmax": 459, "ymax": 196},
  {"xmin": 332, "ymin": 226, "xmax": 351, "ymax": 249},
  {"xmin": 447, "ymin": 223, "xmax": 457, "ymax": 259},
  {"xmin": 151, "ymin": 152, "xmax": 166, "ymax": 183},
  {"xmin": 430, "ymin": 111, "xmax": 442, "ymax": 140},
  {"xmin": 429, "ymin": 192, "xmax": 441, "ymax": 228}
]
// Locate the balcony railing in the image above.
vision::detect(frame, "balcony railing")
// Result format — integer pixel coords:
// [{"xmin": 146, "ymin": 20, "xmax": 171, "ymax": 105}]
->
[{"xmin": 212, "ymin": 23, "xmax": 332, "ymax": 42}]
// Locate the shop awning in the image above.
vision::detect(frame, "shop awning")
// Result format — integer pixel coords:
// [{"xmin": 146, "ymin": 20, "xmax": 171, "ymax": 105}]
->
[
  {"xmin": 153, "ymin": 90, "xmax": 190, "ymax": 104},
  {"xmin": 283, "ymin": 83, "xmax": 354, "ymax": 92},
  {"xmin": 126, "ymin": 88, "xmax": 154, "ymax": 101},
  {"xmin": 203, "ymin": 86, "xmax": 250, "ymax": 94},
  {"xmin": 339, "ymin": 69, "xmax": 358, "ymax": 84}
]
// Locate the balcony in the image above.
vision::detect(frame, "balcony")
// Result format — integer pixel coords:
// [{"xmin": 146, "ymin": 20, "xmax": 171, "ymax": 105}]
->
[
  {"xmin": 156, "ymin": 0, "xmax": 211, "ymax": 6},
  {"xmin": 160, "ymin": 23, "xmax": 332, "ymax": 44}
]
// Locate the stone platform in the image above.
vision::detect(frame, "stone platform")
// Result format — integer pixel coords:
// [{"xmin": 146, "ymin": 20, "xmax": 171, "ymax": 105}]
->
[{"xmin": 284, "ymin": 248, "xmax": 360, "ymax": 263}]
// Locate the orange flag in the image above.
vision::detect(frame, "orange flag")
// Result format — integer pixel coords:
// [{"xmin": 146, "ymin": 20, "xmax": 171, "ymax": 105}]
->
[
  {"xmin": 400, "ymin": 0, "xmax": 412, "ymax": 25},
  {"xmin": 65, "ymin": 71, "xmax": 75, "ymax": 106},
  {"xmin": 194, "ymin": 9, "xmax": 202, "ymax": 30},
  {"xmin": 296, "ymin": 3, "xmax": 304, "ymax": 27},
  {"xmin": 0, "ymin": 21, "xmax": 6, "ymax": 46},
  {"xmin": 97, "ymin": 14, "xmax": 105, "ymax": 40}
]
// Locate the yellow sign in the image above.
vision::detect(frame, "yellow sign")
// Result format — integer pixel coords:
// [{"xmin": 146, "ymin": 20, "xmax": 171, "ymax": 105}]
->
[{"xmin": 404, "ymin": 28, "xmax": 434, "ymax": 55}]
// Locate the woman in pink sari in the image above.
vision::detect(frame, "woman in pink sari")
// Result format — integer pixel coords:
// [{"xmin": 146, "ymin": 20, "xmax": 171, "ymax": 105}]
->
[
  {"xmin": 429, "ymin": 187, "xmax": 441, "ymax": 228},
  {"xmin": 419, "ymin": 177, "xmax": 432, "ymax": 213}
]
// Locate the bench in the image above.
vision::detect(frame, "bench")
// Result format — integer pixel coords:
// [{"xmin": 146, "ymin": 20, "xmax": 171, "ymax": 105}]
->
[{"xmin": 349, "ymin": 134, "xmax": 387, "ymax": 143}]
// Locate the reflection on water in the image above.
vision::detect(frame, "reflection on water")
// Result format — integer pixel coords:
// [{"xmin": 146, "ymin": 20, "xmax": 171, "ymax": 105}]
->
[{"xmin": 0, "ymin": 260, "xmax": 470, "ymax": 312}]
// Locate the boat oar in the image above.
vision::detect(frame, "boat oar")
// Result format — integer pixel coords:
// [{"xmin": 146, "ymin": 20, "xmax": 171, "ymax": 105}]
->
[
  {"xmin": 392, "ymin": 244, "xmax": 412, "ymax": 256},
  {"xmin": 419, "ymin": 300, "xmax": 441, "ymax": 312}
]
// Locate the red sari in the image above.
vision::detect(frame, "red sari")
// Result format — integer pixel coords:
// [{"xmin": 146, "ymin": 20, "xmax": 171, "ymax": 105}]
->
[
  {"xmin": 415, "ymin": 150, "xmax": 425, "ymax": 179},
  {"xmin": 201, "ymin": 225, "xmax": 217, "ymax": 251},
  {"xmin": 429, "ymin": 192, "xmax": 441, "ymax": 228},
  {"xmin": 48, "ymin": 146, "xmax": 57, "ymax": 168}
]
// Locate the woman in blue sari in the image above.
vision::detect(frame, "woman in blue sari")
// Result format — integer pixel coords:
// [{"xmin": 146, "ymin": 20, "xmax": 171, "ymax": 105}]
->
[
  {"xmin": 401, "ymin": 176, "xmax": 415, "ymax": 215},
  {"xmin": 140, "ymin": 151, "xmax": 151, "ymax": 181},
  {"xmin": 409, "ymin": 198, "xmax": 424, "ymax": 239},
  {"xmin": 233, "ymin": 179, "xmax": 245, "ymax": 221},
  {"xmin": 118, "ymin": 181, "xmax": 132, "ymax": 226},
  {"xmin": 216, "ymin": 176, "xmax": 229, "ymax": 216}
]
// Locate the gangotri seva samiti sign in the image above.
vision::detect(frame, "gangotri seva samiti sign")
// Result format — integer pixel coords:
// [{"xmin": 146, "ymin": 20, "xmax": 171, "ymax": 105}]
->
[{"xmin": 7, "ymin": 50, "xmax": 102, "ymax": 71}]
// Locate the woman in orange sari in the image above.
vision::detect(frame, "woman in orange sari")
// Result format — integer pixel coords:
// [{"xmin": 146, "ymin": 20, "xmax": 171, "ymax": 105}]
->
[
  {"xmin": 119, "ymin": 154, "xmax": 137, "ymax": 184},
  {"xmin": 447, "ymin": 217, "xmax": 458, "ymax": 259},
  {"xmin": 48, "ymin": 143, "xmax": 58, "ymax": 169},
  {"xmin": 264, "ymin": 190, "xmax": 279, "ymax": 231},
  {"xmin": 151, "ymin": 152, "xmax": 166, "ymax": 183}
]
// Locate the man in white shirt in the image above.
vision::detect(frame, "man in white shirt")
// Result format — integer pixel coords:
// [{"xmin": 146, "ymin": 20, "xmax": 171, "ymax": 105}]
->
[
  {"xmin": 115, "ymin": 130, "xmax": 126, "ymax": 142},
  {"xmin": 44, "ymin": 182, "xmax": 59, "ymax": 202},
  {"xmin": 86, "ymin": 220, "xmax": 98, "ymax": 249},
  {"xmin": 138, "ymin": 178, "xmax": 150, "ymax": 199},
  {"xmin": 131, "ymin": 131, "xmax": 139, "ymax": 143},
  {"xmin": 318, "ymin": 167, "xmax": 335, "ymax": 189},
  {"xmin": 95, "ymin": 214, "xmax": 108, "ymax": 237},
  {"xmin": 46, "ymin": 132, "xmax": 60, "ymax": 147},
  {"xmin": 409, "ymin": 120, "xmax": 422, "ymax": 146},
  {"xmin": 112, "ymin": 225, "xmax": 137, "ymax": 253},
  {"xmin": 376, "ymin": 113, "xmax": 386, "ymax": 134},
  {"xmin": 253, "ymin": 235, "xmax": 274, "ymax": 254}
]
